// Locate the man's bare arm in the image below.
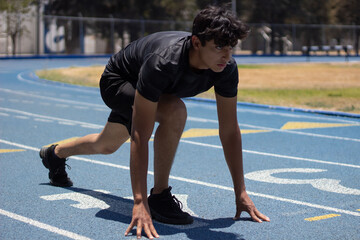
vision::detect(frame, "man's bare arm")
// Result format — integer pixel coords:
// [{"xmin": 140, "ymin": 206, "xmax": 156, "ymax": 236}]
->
[
  {"xmin": 125, "ymin": 90, "xmax": 159, "ymax": 239},
  {"xmin": 215, "ymin": 93, "xmax": 270, "ymax": 222}
]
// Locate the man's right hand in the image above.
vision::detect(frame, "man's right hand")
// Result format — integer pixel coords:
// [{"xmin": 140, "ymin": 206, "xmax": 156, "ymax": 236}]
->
[{"xmin": 124, "ymin": 201, "xmax": 159, "ymax": 239}]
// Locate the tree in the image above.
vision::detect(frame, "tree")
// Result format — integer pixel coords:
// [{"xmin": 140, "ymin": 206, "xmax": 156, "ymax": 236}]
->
[
  {"xmin": 43, "ymin": 0, "xmax": 199, "ymax": 53},
  {"xmin": 244, "ymin": 0, "xmax": 300, "ymax": 54},
  {"xmin": 334, "ymin": 0, "xmax": 360, "ymax": 54},
  {"xmin": 299, "ymin": 0, "xmax": 331, "ymax": 24},
  {"xmin": 0, "ymin": 0, "xmax": 34, "ymax": 55}
]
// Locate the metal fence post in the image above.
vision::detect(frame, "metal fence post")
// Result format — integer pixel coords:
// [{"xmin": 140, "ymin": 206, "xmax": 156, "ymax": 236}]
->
[
  {"xmin": 79, "ymin": 13, "xmax": 84, "ymax": 54},
  {"xmin": 110, "ymin": 15, "xmax": 115, "ymax": 53},
  {"xmin": 141, "ymin": 18, "xmax": 145, "ymax": 37},
  {"xmin": 291, "ymin": 24, "xmax": 296, "ymax": 51},
  {"xmin": 4, "ymin": 13, "xmax": 360, "ymax": 56}
]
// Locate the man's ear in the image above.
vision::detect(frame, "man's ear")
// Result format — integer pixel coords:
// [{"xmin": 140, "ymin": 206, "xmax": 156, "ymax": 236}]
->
[{"xmin": 191, "ymin": 35, "xmax": 202, "ymax": 50}]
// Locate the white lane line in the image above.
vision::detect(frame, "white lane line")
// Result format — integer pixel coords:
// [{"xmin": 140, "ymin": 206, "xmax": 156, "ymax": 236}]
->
[
  {"xmin": 186, "ymin": 101, "xmax": 360, "ymax": 124},
  {"xmin": 74, "ymin": 106, "xmax": 89, "ymax": 110},
  {"xmin": 12, "ymin": 71, "xmax": 360, "ymax": 122},
  {"xmin": 0, "ymin": 107, "xmax": 103, "ymax": 129},
  {"xmin": 34, "ymin": 118, "xmax": 53, "ymax": 123},
  {"xmin": 2, "ymin": 86, "xmax": 360, "ymax": 125},
  {"xmin": 94, "ymin": 108, "xmax": 108, "ymax": 112},
  {"xmin": 15, "ymin": 115, "xmax": 30, "ymax": 120},
  {"xmin": 188, "ymin": 117, "xmax": 360, "ymax": 143},
  {"xmin": 2, "ymin": 99, "xmax": 359, "ymax": 143},
  {"xmin": 22, "ymin": 100, "xmax": 34, "ymax": 104},
  {"xmin": 245, "ymin": 192, "xmax": 360, "ymax": 217},
  {"xmin": 0, "ymin": 208, "xmax": 93, "ymax": 240},
  {"xmin": 6, "ymin": 100, "xmax": 356, "ymax": 142},
  {"xmin": 239, "ymin": 123, "xmax": 360, "ymax": 142},
  {"xmin": 16, "ymin": 72, "xmax": 99, "ymax": 95},
  {"xmin": 59, "ymin": 122, "xmax": 77, "ymax": 126},
  {"xmin": 39, "ymin": 103, "xmax": 51, "ymax": 106},
  {"xmin": 170, "ymin": 175, "xmax": 360, "ymax": 217},
  {"xmin": 180, "ymin": 139, "xmax": 360, "ymax": 169},
  {"xmin": 55, "ymin": 104, "xmax": 69, "ymax": 108},
  {"xmin": 1, "ymin": 138, "xmax": 360, "ymax": 217},
  {"xmin": 0, "ymin": 107, "xmax": 358, "ymax": 168},
  {"xmin": 0, "ymin": 88, "xmax": 104, "ymax": 108}
]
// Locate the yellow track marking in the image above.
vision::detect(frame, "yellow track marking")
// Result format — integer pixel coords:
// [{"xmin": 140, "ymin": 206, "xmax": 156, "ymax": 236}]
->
[
  {"xmin": 181, "ymin": 129, "xmax": 218, "ymax": 138},
  {"xmin": 281, "ymin": 122, "xmax": 355, "ymax": 130},
  {"xmin": 305, "ymin": 214, "xmax": 341, "ymax": 221},
  {"xmin": 43, "ymin": 128, "xmax": 270, "ymax": 145},
  {"xmin": 242, "ymin": 129, "xmax": 270, "ymax": 134},
  {"xmin": 181, "ymin": 128, "xmax": 269, "ymax": 138}
]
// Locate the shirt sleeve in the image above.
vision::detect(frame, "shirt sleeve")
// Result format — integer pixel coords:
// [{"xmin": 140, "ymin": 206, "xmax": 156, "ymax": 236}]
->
[
  {"xmin": 214, "ymin": 59, "xmax": 239, "ymax": 98},
  {"xmin": 136, "ymin": 54, "xmax": 172, "ymax": 102}
]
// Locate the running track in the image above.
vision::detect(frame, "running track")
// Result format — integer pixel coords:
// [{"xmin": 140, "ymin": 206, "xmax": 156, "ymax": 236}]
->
[{"xmin": 0, "ymin": 57, "xmax": 359, "ymax": 240}]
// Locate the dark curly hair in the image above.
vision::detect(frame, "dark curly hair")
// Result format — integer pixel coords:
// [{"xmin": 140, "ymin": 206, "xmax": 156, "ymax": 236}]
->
[{"xmin": 192, "ymin": 5, "xmax": 250, "ymax": 47}]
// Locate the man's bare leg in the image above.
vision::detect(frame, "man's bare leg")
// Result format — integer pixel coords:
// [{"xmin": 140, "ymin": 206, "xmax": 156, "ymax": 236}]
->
[
  {"xmin": 54, "ymin": 122, "xmax": 130, "ymax": 159},
  {"xmin": 152, "ymin": 95, "xmax": 187, "ymax": 194}
]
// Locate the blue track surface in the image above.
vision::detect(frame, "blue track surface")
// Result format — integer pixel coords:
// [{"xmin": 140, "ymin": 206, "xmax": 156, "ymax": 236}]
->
[{"xmin": 1, "ymin": 57, "xmax": 359, "ymax": 240}]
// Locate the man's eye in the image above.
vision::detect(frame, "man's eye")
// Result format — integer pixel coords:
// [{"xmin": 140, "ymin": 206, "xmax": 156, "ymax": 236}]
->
[{"xmin": 216, "ymin": 46, "xmax": 233, "ymax": 50}]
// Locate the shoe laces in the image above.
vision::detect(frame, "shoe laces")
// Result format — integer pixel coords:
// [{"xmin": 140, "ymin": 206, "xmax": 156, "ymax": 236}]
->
[
  {"xmin": 171, "ymin": 195, "xmax": 183, "ymax": 210},
  {"xmin": 65, "ymin": 163, "xmax": 71, "ymax": 170},
  {"xmin": 54, "ymin": 162, "xmax": 71, "ymax": 176}
]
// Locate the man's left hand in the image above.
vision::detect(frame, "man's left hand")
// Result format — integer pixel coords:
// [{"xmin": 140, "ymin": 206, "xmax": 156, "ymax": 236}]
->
[{"xmin": 233, "ymin": 191, "xmax": 270, "ymax": 223}]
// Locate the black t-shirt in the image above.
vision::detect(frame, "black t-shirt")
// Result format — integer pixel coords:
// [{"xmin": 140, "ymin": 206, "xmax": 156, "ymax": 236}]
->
[{"xmin": 104, "ymin": 31, "xmax": 239, "ymax": 102}]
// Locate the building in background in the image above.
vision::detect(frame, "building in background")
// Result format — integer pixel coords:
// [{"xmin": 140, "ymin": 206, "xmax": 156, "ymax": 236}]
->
[{"xmin": 0, "ymin": 2, "xmax": 358, "ymax": 56}]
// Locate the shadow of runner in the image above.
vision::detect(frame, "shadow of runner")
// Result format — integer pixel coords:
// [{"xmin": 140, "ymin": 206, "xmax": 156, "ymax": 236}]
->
[{"xmin": 58, "ymin": 186, "xmax": 247, "ymax": 240}]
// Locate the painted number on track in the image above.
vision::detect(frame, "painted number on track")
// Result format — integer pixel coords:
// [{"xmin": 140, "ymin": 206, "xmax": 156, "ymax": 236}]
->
[{"xmin": 245, "ymin": 168, "xmax": 360, "ymax": 195}]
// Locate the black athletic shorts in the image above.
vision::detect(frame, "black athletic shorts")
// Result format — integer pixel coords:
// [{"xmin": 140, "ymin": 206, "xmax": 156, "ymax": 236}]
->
[{"xmin": 99, "ymin": 73, "xmax": 135, "ymax": 135}]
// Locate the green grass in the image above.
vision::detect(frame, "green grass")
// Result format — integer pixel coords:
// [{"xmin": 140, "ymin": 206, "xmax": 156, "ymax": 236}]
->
[
  {"xmin": 237, "ymin": 64, "xmax": 270, "ymax": 69},
  {"xmin": 238, "ymin": 88, "xmax": 360, "ymax": 99},
  {"xmin": 36, "ymin": 63, "xmax": 360, "ymax": 114},
  {"xmin": 197, "ymin": 87, "xmax": 360, "ymax": 113},
  {"xmin": 236, "ymin": 88, "xmax": 360, "ymax": 112},
  {"xmin": 36, "ymin": 66, "xmax": 101, "ymax": 88}
]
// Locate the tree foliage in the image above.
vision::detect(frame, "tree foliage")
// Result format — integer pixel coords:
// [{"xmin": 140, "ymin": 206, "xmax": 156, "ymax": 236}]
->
[
  {"xmin": 2, "ymin": 0, "xmax": 358, "ymax": 55},
  {"xmin": 332, "ymin": 0, "xmax": 360, "ymax": 53},
  {"xmin": 42, "ymin": 0, "xmax": 359, "ymax": 25},
  {"xmin": 334, "ymin": 0, "xmax": 360, "ymax": 25},
  {"xmin": 0, "ymin": 0, "xmax": 34, "ymax": 55},
  {"xmin": 44, "ymin": 0, "xmax": 198, "ymax": 21}
]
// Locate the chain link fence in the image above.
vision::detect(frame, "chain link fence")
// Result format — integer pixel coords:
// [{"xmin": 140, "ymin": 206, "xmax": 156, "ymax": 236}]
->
[{"xmin": 1, "ymin": 13, "xmax": 359, "ymax": 56}]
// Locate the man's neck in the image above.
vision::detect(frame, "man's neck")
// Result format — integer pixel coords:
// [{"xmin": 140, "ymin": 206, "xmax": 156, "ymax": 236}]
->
[{"xmin": 188, "ymin": 47, "xmax": 206, "ymax": 71}]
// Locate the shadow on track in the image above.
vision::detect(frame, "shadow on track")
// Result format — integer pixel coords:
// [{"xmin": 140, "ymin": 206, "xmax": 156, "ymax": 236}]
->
[{"xmin": 41, "ymin": 184, "xmax": 249, "ymax": 240}]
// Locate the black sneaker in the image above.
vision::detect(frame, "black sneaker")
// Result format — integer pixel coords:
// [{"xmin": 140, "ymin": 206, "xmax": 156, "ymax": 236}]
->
[
  {"xmin": 148, "ymin": 186, "xmax": 193, "ymax": 225},
  {"xmin": 39, "ymin": 144, "xmax": 73, "ymax": 187}
]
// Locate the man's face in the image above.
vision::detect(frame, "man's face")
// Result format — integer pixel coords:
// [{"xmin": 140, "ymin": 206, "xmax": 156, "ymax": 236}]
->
[{"xmin": 197, "ymin": 40, "xmax": 233, "ymax": 72}]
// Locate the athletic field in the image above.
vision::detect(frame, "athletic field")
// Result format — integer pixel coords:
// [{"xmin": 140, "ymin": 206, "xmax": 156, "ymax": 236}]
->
[{"xmin": 0, "ymin": 57, "xmax": 359, "ymax": 239}]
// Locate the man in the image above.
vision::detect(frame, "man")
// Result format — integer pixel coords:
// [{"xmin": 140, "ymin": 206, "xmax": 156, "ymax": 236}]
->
[{"xmin": 40, "ymin": 5, "xmax": 270, "ymax": 239}]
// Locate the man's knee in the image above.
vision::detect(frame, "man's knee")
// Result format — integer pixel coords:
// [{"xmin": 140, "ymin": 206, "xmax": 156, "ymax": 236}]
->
[
  {"xmin": 170, "ymin": 99, "xmax": 187, "ymax": 124},
  {"xmin": 157, "ymin": 96, "xmax": 187, "ymax": 126},
  {"xmin": 92, "ymin": 135, "xmax": 122, "ymax": 155},
  {"xmin": 94, "ymin": 122, "xmax": 129, "ymax": 155}
]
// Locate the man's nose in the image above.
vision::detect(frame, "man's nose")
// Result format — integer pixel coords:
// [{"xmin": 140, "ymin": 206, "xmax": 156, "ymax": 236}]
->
[{"xmin": 222, "ymin": 48, "xmax": 232, "ymax": 62}]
